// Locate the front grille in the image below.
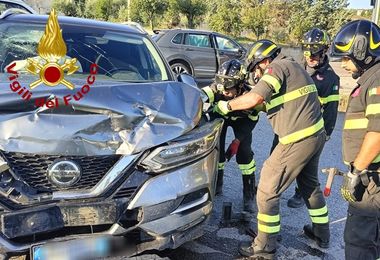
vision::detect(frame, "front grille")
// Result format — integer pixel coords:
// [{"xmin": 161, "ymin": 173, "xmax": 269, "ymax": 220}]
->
[
  {"xmin": 113, "ymin": 186, "xmax": 138, "ymax": 199},
  {"xmin": 1, "ymin": 152, "xmax": 121, "ymax": 192}
]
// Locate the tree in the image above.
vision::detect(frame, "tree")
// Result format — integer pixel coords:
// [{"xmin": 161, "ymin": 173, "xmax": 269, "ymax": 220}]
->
[
  {"xmin": 84, "ymin": 0, "xmax": 114, "ymax": 20},
  {"xmin": 129, "ymin": 0, "xmax": 144, "ymax": 23},
  {"xmin": 53, "ymin": 0, "xmax": 85, "ymax": 17},
  {"xmin": 241, "ymin": 0, "xmax": 271, "ymax": 40},
  {"xmin": 288, "ymin": 0, "xmax": 314, "ymax": 43},
  {"xmin": 132, "ymin": 0, "xmax": 168, "ymax": 30},
  {"xmin": 266, "ymin": 0, "xmax": 292, "ymax": 43},
  {"xmin": 288, "ymin": 0, "xmax": 350, "ymax": 44},
  {"xmin": 162, "ymin": 0, "xmax": 181, "ymax": 28},
  {"xmin": 173, "ymin": 0, "xmax": 207, "ymax": 28},
  {"xmin": 207, "ymin": 0, "xmax": 242, "ymax": 37}
]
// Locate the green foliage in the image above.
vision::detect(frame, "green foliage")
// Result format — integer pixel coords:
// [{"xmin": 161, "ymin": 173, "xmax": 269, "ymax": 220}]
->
[
  {"xmin": 53, "ymin": 0, "xmax": 86, "ymax": 16},
  {"xmin": 161, "ymin": 0, "xmax": 181, "ymax": 28},
  {"xmin": 84, "ymin": 0, "xmax": 106, "ymax": 20},
  {"xmin": 266, "ymin": 0, "xmax": 291, "ymax": 44},
  {"xmin": 53, "ymin": 0, "xmax": 355, "ymax": 45},
  {"xmin": 207, "ymin": 0, "xmax": 241, "ymax": 37},
  {"xmin": 241, "ymin": 0, "xmax": 271, "ymax": 40},
  {"xmin": 132, "ymin": 0, "xmax": 168, "ymax": 30},
  {"xmin": 172, "ymin": 0, "xmax": 207, "ymax": 28},
  {"xmin": 288, "ymin": 0, "xmax": 350, "ymax": 44}
]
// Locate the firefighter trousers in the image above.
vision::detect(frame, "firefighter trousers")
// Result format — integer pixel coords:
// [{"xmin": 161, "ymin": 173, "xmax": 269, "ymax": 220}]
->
[
  {"xmin": 255, "ymin": 131, "xmax": 328, "ymax": 251},
  {"xmin": 344, "ymin": 171, "xmax": 380, "ymax": 260},
  {"xmin": 218, "ymin": 117, "xmax": 257, "ymax": 175}
]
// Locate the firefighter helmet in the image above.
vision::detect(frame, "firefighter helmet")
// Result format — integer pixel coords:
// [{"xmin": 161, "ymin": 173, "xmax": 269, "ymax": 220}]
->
[
  {"xmin": 245, "ymin": 39, "xmax": 281, "ymax": 72},
  {"xmin": 331, "ymin": 20, "xmax": 380, "ymax": 73},
  {"xmin": 302, "ymin": 28, "xmax": 330, "ymax": 57},
  {"xmin": 215, "ymin": 59, "xmax": 246, "ymax": 90}
]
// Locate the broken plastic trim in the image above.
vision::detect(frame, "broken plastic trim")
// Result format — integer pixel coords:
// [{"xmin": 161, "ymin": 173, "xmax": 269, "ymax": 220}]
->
[{"xmin": 139, "ymin": 119, "xmax": 222, "ymax": 173}]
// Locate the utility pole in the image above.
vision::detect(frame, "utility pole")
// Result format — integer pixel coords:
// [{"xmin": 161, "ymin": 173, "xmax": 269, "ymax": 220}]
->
[
  {"xmin": 372, "ymin": 0, "xmax": 380, "ymax": 25},
  {"xmin": 128, "ymin": 0, "xmax": 131, "ymax": 22}
]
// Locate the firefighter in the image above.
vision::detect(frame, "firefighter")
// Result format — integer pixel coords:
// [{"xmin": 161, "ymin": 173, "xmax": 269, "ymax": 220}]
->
[
  {"xmin": 331, "ymin": 20, "xmax": 380, "ymax": 259},
  {"xmin": 287, "ymin": 28, "xmax": 340, "ymax": 208},
  {"xmin": 215, "ymin": 39, "xmax": 329, "ymax": 258},
  {"xmin": 202, "ymin": 59, "xmax": 259, "ymax": 213}
]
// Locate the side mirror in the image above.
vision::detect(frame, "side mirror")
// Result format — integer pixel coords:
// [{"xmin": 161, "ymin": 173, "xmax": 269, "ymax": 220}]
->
[{"xmin": 177, "ymin": 74, "xmax": 198, "ymax": 88}]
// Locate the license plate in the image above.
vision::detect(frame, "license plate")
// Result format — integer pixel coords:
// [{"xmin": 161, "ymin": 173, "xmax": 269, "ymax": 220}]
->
[{"xmin": 31, "ymin": 236, "xmax": 110, "ymax": 260}]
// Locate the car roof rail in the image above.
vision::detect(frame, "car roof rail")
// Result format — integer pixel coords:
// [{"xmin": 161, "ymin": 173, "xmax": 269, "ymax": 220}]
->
[
  {"xmin": 0, "ymin": 8, "xmax": 30, "ymax": 19},
  {"xmin": 121, "ymin": 21, "xmax": 148, "ymax": 34},
  {"xmin": 153, "ymin": 29, "xmax": 172, "ymax": 34}
]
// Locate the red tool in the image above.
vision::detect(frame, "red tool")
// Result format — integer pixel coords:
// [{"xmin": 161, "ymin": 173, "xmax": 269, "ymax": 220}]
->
[{"xmin": 321, "ymin": 168, "xmax": 345, "ymax": 196}]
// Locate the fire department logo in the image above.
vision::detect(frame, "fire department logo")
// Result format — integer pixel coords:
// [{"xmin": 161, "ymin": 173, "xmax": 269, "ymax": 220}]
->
[{"xmin": 25, "ymin": 9, "xmax": 78, "ymax": 90}]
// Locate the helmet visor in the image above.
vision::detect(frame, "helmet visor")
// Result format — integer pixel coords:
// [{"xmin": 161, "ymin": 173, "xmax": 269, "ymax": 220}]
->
[
  {"xmin": 215, "ymin": 75, "xmax": 240, "ymax": 90},
  {"xmin": 302, "ymin": 44, "xmax": 325, "ymax": 57}
]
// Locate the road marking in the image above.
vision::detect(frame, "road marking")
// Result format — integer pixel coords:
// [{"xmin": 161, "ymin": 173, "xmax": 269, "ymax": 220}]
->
[{"xmin": 331, "ymin": 217, "xmax": 347, "ymax": 224}]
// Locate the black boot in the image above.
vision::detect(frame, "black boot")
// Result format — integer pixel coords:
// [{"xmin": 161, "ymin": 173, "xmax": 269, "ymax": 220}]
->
[
  {"xmin": 243, "ymin": 174, "xmax": 256, "ymax": 213},
  {"xmin": 287, "ymin": 187, "xmax": 304, "ymax": 208},
  {"xmin": 238, "ymin": 241, "xmax": 276, "ymax": 259},
  {"xmin": 215, "ymin": 169, "xmax": 224, "ymax": 195},
  {"xmin": 303, "ymin": 223, "xmax": 330, "ymax": 248}
]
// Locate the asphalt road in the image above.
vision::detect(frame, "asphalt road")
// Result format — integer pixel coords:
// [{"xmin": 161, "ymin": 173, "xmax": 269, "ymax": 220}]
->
[{"xmin": 161, "ymin": 112, "xmax": 348, "ymax": 260}]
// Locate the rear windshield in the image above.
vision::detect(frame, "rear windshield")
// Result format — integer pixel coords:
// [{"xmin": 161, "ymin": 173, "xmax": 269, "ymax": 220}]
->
[{"xmin": 0, "ymin": 22, "xmax": 170, "ymax": 82}]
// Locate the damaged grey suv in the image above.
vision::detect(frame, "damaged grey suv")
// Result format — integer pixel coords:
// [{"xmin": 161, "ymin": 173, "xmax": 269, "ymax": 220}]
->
[{"xmin": 0, "ymin": 10, "xmax": 222, "ymax": 259}]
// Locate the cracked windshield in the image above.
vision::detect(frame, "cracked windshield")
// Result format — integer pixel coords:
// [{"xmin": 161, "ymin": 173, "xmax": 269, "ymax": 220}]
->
[{"xmin": 0, "ymin": 23, "xmax": 168, "ymax": 82}]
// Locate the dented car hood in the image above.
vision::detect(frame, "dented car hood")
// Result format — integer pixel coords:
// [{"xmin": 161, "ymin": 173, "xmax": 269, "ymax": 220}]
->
[{"xmin": 0, "ymin": 76, "xmax": 202, "ymax": 156}]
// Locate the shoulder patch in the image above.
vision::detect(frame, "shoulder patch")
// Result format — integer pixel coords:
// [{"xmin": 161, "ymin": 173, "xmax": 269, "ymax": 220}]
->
[
  {"xmin": 265, "ymin": 67, "xmax": 273, "ymax": 75},
  {"xmin": 369, "ymin": 87, "xmax": 380, "ymax": 96}
]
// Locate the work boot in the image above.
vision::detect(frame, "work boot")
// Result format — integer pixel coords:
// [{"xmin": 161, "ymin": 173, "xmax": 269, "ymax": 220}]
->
[
  {"xmin": 242, "ymin": 174, "xmax": 256, "ymax": 213},
  {"xmin": 287, "ymin": 187, "xmax": 305, "ymax": 208},
  {"xmin": 303, "ymin": 224, "xmax": 330, "ymax": 248},
  {"xmin": 238, "ymin": 241, "xmax": 276, "ymax": 260},
  {"xmin": 215, "ymin": 169, "xmax": 224, "ymax": 195}
]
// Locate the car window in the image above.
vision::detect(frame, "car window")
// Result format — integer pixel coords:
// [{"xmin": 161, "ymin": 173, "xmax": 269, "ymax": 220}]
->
[
  {"xmin": 0, "ymin": 22, "xmax": 169, "ymax": 82},
  {"xmin": 171, "ymin": 33, "xmax": 183, "ymax": 44},
  {"xmin": 185, "ymin": 34, "xmax": 211, "ymax": 48},
  {"xmin": 215, "ymin": 36, "xmax": 239, "ymax": 51},
  {"xmin": 0, "ymin": 3, "xmax": 31, "ymax": 13}
]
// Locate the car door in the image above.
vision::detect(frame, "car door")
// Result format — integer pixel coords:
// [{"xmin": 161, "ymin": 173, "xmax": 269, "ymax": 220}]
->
[
  {"xmin": 214, "ymin": 34, "xmax": 246, "ymax": 65},
  {"xmin": 183, "ymin": 33, "xmax": 217, "ymax": 79}
]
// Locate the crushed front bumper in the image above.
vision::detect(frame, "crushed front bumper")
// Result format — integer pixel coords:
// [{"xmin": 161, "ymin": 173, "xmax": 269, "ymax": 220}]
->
[{"xmin": 0, "ymin": 142, "xmax": 219, "ymax": 257}]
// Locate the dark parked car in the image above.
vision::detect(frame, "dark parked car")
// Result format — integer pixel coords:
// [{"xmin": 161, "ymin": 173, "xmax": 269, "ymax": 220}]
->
[
  {"xmin": 0, "ymin": 0, "xmax": 36, "ymax": 14},
  {"xmin": 0, "ymin": 11, "xmax": 222, "ymax": 259},
  {"xmin": 153, "ymin": 29, "xmax": 247, "ymax": 84}
]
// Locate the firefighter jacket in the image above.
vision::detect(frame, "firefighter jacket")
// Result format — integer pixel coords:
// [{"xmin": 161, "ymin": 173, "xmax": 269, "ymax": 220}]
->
[
  {"xmin": 305, "ymin": 57, "xmax": 340, "ymax": 137},
  {"xmin": 251, "ymin": 54, "xmax": 324, "ymax": 145},
  {"xmin": 343, "ymin": 62, "xmax": 380, "ymax": 169},
  {"xmin": 202, "ymin": 83, "xmax": 261, "ymax": 122}
]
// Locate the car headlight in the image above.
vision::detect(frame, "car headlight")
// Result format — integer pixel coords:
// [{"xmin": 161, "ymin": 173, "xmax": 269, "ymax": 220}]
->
[{"xmin": 140, "ymin": 119, "xmax": 223, "ymax": 173}]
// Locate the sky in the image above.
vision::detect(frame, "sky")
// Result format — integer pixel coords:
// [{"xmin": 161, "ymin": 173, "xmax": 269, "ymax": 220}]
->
[{"xmin": 349, "ymin": 0, "xmax": 373, "ymax": 9}]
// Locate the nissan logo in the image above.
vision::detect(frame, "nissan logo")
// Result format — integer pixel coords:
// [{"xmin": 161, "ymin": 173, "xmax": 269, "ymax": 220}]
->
[{"xmin": 47, "ymin": 160, "xmax": 81, "ymax": 188}]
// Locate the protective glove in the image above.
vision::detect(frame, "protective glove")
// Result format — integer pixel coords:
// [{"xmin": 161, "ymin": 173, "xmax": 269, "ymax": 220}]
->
[
  {"xmin": 225, "ymin": 139, "xmax": 240, "ymax": 161},
  {"xmin": 213, "ymin": 100, "xmax": 231, "ymax": 116},
  {"xmin": 340, "ymin": 165, "xmax": 367, "ymax": 202}
]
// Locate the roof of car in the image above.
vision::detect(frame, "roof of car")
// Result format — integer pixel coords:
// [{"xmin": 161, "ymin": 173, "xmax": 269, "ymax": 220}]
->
[
  {"xmin": 155, "ymin": 28, "xmax": 217, "ymax": 34},
  {"xmin": 1, "ymin": 13, "xmax": 146, "ymax": 35}
]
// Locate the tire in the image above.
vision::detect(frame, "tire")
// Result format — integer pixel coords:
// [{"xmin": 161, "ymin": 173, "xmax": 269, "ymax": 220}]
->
[{"xmin": 170, "ymin": 62, "xmax": 191, "ymax": 76}]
